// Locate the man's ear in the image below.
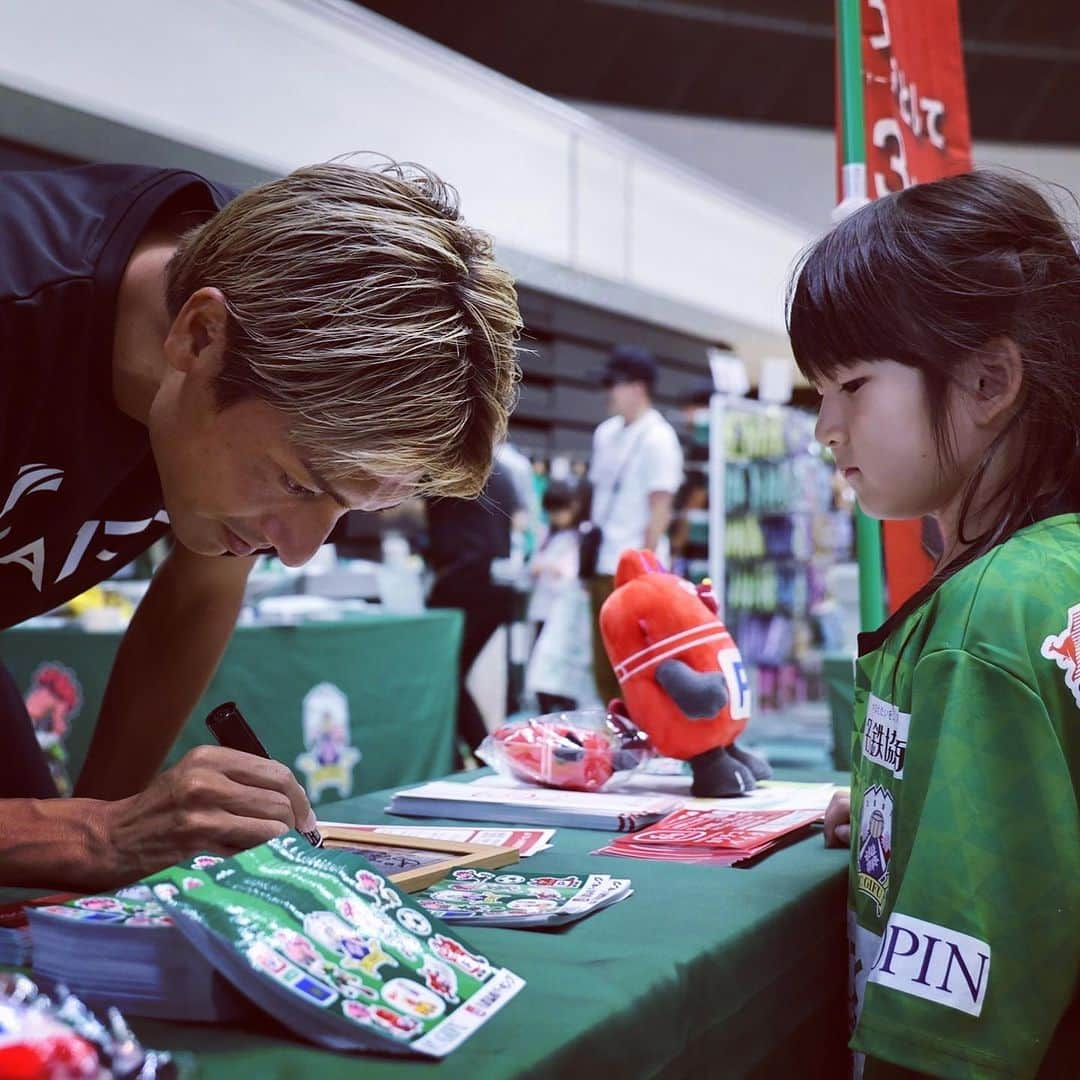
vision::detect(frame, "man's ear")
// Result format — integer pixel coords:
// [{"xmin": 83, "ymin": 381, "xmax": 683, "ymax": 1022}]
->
[
  {"xmin": 163, "ymin": 287, "xmax": 228, "ymax": 376},
  {"xmin": 963, "ymin": 336, "xmax": 1023, "ymax": 426}
]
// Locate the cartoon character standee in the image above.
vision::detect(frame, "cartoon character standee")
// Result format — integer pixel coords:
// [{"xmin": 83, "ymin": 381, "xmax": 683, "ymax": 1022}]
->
[
  {"xmin": 599, "ymin": 549, "xmax": 771, "ymax": 796},
  {"xmin": 294, "ymin": 682, "xmax": 362, "ymax": 802},
  {"xmin": 24, "ymin": 662, "xmax": 83, "ymax": 795}
]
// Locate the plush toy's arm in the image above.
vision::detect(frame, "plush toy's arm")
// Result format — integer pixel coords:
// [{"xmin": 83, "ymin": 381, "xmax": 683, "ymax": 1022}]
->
[{"xmin": 655, "ymin": 660, "xmax": 729, "ymax": 719}]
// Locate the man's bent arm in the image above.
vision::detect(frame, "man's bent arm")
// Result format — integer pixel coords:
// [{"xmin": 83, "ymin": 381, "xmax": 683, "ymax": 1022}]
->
[
  {"xmin": 643, "ymin": 490, "xmax": 675, "ymax": 554},
  {"xmin": 0, "ymin": 798, "xmax": 115, "ymax": 890},
  {"xmin": 74, "ymin": 542, "xmax": 254, "ymax": 801}
]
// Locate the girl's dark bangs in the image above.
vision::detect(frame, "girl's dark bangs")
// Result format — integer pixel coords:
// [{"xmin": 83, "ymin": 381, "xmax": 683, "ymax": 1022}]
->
[{"xmin": 787, "ymin": 204, "xmax": 922, "ymax": 382}]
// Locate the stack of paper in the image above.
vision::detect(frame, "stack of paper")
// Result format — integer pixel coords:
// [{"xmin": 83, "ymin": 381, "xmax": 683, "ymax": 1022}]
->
[
  {"xmin": 28, "ymin": 834, "xmax": 525, "ymax": 1058},
  {"xmin": 28, "ymin": 888, "xmax": 250, "ymax": 1022},
  {"xmin": 594, "ymin": 806, "xmax": 823, "ymax": 865},
  {"xmin": 389, "ymin": 779, "xmax": 679, "ymax": 831},
  {"xmin": 0, "ymin": 908, "xmax": 33, "ymax": 966},
  {"xmin": 415, "ymin": 869, "xmax": 632, "ymax": 929},
  {"xmin": 319, "ymin": 823, "xmax": 555, "ymax": 857},
  {"xmin": 0, "ymin": 894, "xmax": 80, "ymax": 967}
]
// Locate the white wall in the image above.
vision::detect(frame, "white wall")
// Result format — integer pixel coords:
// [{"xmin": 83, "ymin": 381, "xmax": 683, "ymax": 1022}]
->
[
  {"xmin": 580, "ymin": 101, "xmax": 1080, "ymax": 232},
  {"xmin": 0, "ymin": 0, "xmax": 814, "ymax": 366}
]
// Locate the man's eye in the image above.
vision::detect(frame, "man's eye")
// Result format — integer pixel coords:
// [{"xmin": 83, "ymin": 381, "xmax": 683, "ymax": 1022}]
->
[
  {"xmin": 281, "ymin": 472, "xmax": 320, "ymax": 498},
  {"xmin": 840, "ymin": 377, "xmax": 867, "ymax": 394}
]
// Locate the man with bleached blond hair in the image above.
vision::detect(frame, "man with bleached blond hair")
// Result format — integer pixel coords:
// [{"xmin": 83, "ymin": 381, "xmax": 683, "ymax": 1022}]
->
[{"xmin": 0, "ymin": 157, "xmax": 521, "ymax": 890}]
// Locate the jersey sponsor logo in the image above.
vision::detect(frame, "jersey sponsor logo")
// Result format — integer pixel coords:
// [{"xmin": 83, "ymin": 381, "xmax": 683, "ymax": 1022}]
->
[
  {"xmin": 856, "ymin": 785, "xmax": 893, "ymax": 917},
  {"xmin": 1041, "ymin": 602, "xmax": 1080, "ymax": 708},
  {"xmin": 868, "ymin": 912, "xmax": 991, "ymax": 1018},
  {"xmin": 862, "ymin": 694, "xmax": 909, "ymax": 778}
]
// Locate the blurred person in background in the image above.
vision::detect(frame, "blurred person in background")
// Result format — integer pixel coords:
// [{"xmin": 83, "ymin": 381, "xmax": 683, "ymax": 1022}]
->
[
  {"xmin": 582, "ymin": 346, "xmax": 683, "ymax": 702},
  {"xmin": 426, "ymin": 460, "xmax": 520, "ymax": 761},
  {"xmin": 524, "ymin": 481, "xmax": 595, "ymax": 714}
]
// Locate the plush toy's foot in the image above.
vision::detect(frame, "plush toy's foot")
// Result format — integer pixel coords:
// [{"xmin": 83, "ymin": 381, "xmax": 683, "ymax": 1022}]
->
[
  {"xmin": 727, "ymin": 741, "xmax": 772, "ymax": 781},
  {"xmin": 689, "ymin": 745, "xmax": 757, "ymax": 797}
]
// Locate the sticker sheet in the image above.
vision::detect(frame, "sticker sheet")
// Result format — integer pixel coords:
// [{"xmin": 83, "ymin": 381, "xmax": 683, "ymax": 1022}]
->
[{"xmin": 414, "ymin": 869, "xmax": 632, "ymax": 928}]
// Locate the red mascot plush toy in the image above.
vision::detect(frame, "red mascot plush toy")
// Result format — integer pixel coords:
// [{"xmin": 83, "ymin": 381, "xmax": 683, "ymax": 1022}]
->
[{"xmin": 599, "ymin": 549, "xmax": 771, "ymax": 796}]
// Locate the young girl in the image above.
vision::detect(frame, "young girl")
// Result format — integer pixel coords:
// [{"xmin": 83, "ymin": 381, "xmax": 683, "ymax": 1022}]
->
[
  {"xmin": 525, "ymin": 482, "xmax": 598, "ymax": 713},
  {"xmin": 788, "ymin": 171, "xmax": 1079, "ymax": 1079}
]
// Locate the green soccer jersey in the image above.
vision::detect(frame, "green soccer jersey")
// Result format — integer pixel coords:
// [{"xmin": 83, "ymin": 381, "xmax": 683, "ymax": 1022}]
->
[{"xmin": 848, "ymin": 514, "xmax": 1080, "ymax": 1079}]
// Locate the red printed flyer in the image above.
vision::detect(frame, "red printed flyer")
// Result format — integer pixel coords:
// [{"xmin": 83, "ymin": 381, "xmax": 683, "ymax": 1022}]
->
[{"xmin": 594, "ymin": 807, "xmax": 822, "ymax": 866}]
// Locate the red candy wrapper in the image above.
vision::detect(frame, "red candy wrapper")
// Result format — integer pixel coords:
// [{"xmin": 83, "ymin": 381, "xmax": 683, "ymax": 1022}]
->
[{"xmin": 478, "ymin": 709, "xmax": 653, "ymax": 792}]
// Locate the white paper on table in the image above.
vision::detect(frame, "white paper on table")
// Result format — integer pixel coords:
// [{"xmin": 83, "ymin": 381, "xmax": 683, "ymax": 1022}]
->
[
  {"xmin": 621, "ymin": 774, "xmax": 835, "ymax": 816},
  {"xmin": 394, "ymin": 779, "xmax": 679, "ymax": 817},
  {"xmin": 316, "ymin": 822, "xmax": 555, "ymax": 857},
  {"xmin": 469, "ymin": 770, "xmax": 835, "ymax": 817}
]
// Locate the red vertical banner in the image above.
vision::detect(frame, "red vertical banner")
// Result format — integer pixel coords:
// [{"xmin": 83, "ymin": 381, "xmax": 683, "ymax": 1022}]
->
[
  {"xmin": 862, "ymin": 0, "xmax": 972, "ymax": 196},
  {"xmin": 861, "ymin": 0, "xmax": 972, "ymax": 611}
]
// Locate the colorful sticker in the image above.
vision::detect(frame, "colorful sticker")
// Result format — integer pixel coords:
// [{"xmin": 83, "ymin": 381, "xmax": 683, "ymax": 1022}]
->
[
  {"xmin": 1041, "ymin": 602, "xmax": 1080, "ymax": 708},
  {"xmin": 380, "ymin": 924, "xmax": 424, "ymax": 963},
  {"xmin": 450, "ymin": 869, "xmax": 494, "ymax": 882},
  {"xmin": 419, "ymin": 957, "xmax": 459, "ymax": 1003},
  {"xmin": 506, "ymin": 898, "xmax": 557, "ymax": 914},
  {"xmin": 382, "ymin": 977, "xmax": 446, "ymax": 1020},
  {"xmin": 327, "ymin": 968, "xmax": 375, "ymax": 1001},
  {"xmin": 336, "ymin": 896, "xmax": 386, "ymax": 936},
  {"xmin": 74, "ymin": 897, "xmax": 123, "ymax": 913},
  {"xmin": 273, "ymin": 928, "xmax": 321, "ymax": 969},
  {"xmin": 115, "ymin": 885, "xmax": 154, "ymax": 902},
  {"xmin": 429, "ymin": 934, "xmax": 491, "ymax": 980},
  {"xmin": 397, "ymin": 908, "xmax": 432, "ymax": 937},
  {"xmin": 341, "ymin": 1000, "xmax": 421, "ymax": 1040},
  {"xmin": 856, "ymin": 785, "xmax": 894, "ymax": 917},
  {"xmin": 353, "ymin": 869, "xmax": 385, "ymax": 897}
]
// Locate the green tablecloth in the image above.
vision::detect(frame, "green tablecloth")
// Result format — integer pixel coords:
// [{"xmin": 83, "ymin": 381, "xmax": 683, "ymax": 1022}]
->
[
  {"xmin": 124, "ymin": 769, "xmax": 851, "ymax": 1079},
  {"xmin": 0, "ymin": 611, "xmax": 462, "ymax": 804}
]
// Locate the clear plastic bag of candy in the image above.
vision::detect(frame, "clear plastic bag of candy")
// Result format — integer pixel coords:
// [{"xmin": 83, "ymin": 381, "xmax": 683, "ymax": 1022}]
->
[
  {"xmin": 0, "ymin": 973, "xmax": 176, "ymax": 1079},
  {"xmin": 477, "ymin": 709, "xmax": 654, "ymax": 792}
]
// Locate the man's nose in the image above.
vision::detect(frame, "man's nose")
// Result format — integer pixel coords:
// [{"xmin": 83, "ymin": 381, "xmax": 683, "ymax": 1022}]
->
[{"xmin": 262, "ymin": 502, "xmax": 345, "ymax": 567}]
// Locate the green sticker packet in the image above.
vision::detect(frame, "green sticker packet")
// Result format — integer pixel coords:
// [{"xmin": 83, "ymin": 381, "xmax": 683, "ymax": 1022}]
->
[{"xmin": 147, "ymin": 832, "xmax": 524, "ymax": 1056}]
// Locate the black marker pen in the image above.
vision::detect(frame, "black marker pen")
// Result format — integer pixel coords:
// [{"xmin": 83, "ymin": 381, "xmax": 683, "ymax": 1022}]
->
[{"xmin": 205, "ymin": 701, "xmax": 324, "ymax": 848}]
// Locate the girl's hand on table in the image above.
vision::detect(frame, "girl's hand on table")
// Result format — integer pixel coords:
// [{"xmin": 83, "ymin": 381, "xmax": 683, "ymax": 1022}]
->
[{"xmin": 823, "ymin": 790, "xmax": 851, "ymax": 847}]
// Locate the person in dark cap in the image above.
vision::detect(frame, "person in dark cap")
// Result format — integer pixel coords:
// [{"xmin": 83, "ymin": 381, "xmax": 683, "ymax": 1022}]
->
[{"xmin": 583, "ymin": 345, "xmax": 683, "ymax": 703}]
